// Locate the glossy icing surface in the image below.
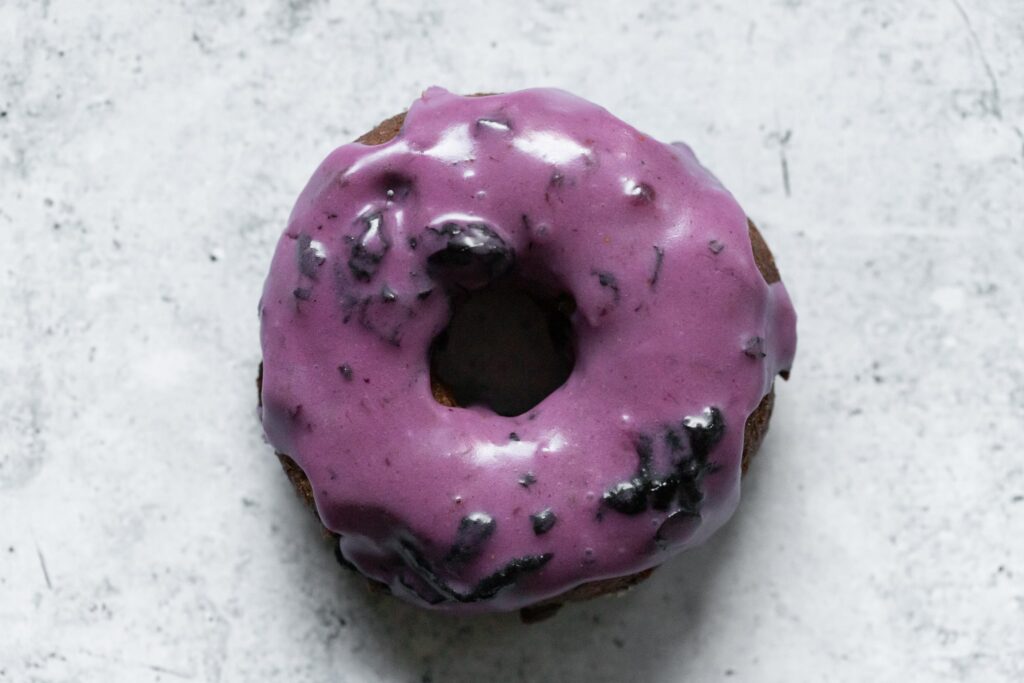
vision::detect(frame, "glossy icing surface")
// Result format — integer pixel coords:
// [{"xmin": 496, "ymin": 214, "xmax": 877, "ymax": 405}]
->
[{"xmin": 259, "ymin": 87, "xmax": 797, "ymax": 612}]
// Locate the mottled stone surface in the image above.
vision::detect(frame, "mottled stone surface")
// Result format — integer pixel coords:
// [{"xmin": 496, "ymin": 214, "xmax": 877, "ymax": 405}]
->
[{"xmin": 1, "ymin": 1, "xmax": 1023, "ymax": 681}]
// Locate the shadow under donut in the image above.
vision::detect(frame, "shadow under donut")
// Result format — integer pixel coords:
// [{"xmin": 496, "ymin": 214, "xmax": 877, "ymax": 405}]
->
[{"xmin": 266, "ymin": 435, "xmax": 779, "ymax": 683}]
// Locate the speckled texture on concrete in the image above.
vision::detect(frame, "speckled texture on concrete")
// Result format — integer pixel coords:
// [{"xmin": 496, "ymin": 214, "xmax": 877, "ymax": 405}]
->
[{"xmin": 1, "ymin": 1, "xmax": 1022, "ymax": 681}]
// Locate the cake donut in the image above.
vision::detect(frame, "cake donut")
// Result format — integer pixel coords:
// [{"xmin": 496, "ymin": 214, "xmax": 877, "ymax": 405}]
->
[{"xmin": 258, "ymin": 87, "xmax": 797, "ymax": 618}]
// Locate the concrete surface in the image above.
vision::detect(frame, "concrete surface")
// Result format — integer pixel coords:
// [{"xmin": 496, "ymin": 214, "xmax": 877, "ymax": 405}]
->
[{"xmin": 2, "ymin": 1, "xmax": 1023, "ymax": 681}]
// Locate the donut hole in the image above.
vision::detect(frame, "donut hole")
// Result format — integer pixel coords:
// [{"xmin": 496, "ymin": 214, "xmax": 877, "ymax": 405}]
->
[{"xmin": 429, "ymin": 280, "xmax": 576, "ymax": 417}]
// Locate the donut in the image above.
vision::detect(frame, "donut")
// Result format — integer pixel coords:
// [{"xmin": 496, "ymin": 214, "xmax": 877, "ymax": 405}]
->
[{"xmin": 258, "ymin": 87, "xmax": 797, "ymax": 617}]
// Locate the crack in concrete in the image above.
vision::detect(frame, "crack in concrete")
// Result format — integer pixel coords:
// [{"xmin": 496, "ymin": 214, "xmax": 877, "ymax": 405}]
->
[{"xmin": 950, "ymin": 0, "xmax": 1002, "ymax": 119}]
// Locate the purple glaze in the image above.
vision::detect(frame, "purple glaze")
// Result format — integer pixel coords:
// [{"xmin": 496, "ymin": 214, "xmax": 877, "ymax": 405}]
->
[{"xmin": 259, "ymin": 87, "xmax": 797, "ymax": 612}]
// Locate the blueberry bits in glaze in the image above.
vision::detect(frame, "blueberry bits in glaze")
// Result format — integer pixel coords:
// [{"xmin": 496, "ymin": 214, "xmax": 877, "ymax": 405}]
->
[
  {"xmin": 626, "ymin": 180, "xmax": 656, "ymax": 204},
  {"xmin": 531, "ymin": 509, "xmax": 558, "ymax": 535},
  {"xmin": 469, "ymin": 554, "xmax": 553, "ymax": 601},
  {"xmin": 601, "ymin": 406, "xmax": 725, "ymax": 525},
  {"xmin": 682, "ymin": 406, "xmax": 726, "ymax": 457},
  {"xmin": 647, "ymin": 475, "xmax": 680, "ymax": 511},
  {"xmin": 348, "ymin": 212, "xmax": 389, "ymax": 282},
  {"xmin": 445, "ymin": 513, "xmax": 496, "ymax": 565},
  {"xmin": 603, "ymin": 480, "xmax": 648, "ymax": 515},
  {"xmin": 259, "ymin": 87, "xmax": 797, "ymax": 614},
  {"xmin": 591, "ymin": 270, "xmax": 621, "ymax": 306},
  {"xmin": 743, "ymin": 336, "xmax": 767, "ymax": 359},
  {"xmin": 396, "ymin": 536, "xmax": 553, "ymax": 604},
  {"xmin": 297, "ymin": 234, "xmax": 326, "ymax": 278},
  {"xmin": 649, "ymin": 246, "xmax": 665, "ymax": 288}
]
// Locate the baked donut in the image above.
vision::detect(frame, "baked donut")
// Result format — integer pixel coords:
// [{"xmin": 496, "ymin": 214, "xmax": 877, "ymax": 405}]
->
[{"xmin": 258, "ymin": 87, "xmax": 797, "ymax": 617}]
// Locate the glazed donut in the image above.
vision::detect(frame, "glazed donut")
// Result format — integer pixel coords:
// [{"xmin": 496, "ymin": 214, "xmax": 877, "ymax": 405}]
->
[{"xmin": 258, "ymin": 87, "xmax": 797, "ymax": 615}]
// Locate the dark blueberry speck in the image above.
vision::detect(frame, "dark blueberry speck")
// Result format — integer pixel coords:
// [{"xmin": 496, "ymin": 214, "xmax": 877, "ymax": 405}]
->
[
  {"xmin": 338, "ymin": 364, "xmax": 354, "ymax": 381},
  {"xmin": 293, "ymin": 287, "xmax": 312, "ymax": 301},
  {"xmin": 743, "ymin": 336, "xmax": 767, "ymax": 358},
  {"xmin": 592, "ymin": 270, "xmax": 620, "ymax": 302},
  {"xmin": 469, "ymin": 553, "xmax": 552, "ymax": 601},
  {"xmin": 297, "ymin": 234, "xmax": 325, "ymax": 278},
  {"xmin": 444, "ymin": 513, "xmax": 495, "ymax": 564},
  {"xmin": 509, "ymin": 432, "xmax": 520, "ymax": 441},
  {"xmin": 408, "ymin": 236, "xmax": 418, "ymax": 250},
  {"xmin": 603, "ymin": 479, "xmax": 647, "ymax": 515},
  {"xmin": 381, "ymin": 285, "xmax": 398, "ymax": 303},
  {"xmin": 649, "ymin": 246, "xmax": 665, "ymax": 288},
  {"xmin": 602, "ymin": 405, "xmax": 725, "ymax": 521},
  {"xmin": 634, "ymin": 434, "xmax": 654, "ymax": 480},
  {"xmin": 648, "ymin": 475, "xmax": 680, "ymax": 511},
  {"xmin": 677, "ymin": 457, "xmax": 702, "ymax": 479},
  {"xmin": 530, "ymin": 508, "xmax": 557, "ymax": 535},
  {"xmin": 518, "ymin": 472, "xmax": 537, "ymax": 488},
  {"xmin": 665, "ymin": 426, "xmax": 689, "ymax": 456},
  {"xmin": 683, "ymin": 407, "xmax": 726, "ymax": 461},
  {"xmin": 708, "ymin": 239, "xmax": 725, "ymax": 254},
  {"xmin": 348, "ymin": 213, "xmax": 389, "ymax": 282},
  {"xmin": 629, "ymin": 182, "xmax": 656, "ymax": 204}
]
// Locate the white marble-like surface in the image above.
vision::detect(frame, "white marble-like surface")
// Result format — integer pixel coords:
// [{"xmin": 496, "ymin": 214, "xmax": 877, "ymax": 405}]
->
[{"xmin": 2, "ymin": 1, "xmax": 1023, "ymax": 681}]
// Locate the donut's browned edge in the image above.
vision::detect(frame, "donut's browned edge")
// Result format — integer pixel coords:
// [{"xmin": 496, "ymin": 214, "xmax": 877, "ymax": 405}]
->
[{"xmin": 257, "ymin": 106, "xmax": 789, "ymax": 623}]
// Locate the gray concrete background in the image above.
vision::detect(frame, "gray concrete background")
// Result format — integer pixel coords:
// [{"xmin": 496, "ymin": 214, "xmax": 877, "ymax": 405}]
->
[{"xmin": 2, "ymin": 1, "xmax": 1023, "ymax": 681}]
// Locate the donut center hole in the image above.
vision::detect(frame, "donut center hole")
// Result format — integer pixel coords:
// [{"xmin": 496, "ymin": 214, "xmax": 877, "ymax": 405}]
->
[{"xmin": 429, "ymin": 281, "xmax": 576, "ymax": 417}]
